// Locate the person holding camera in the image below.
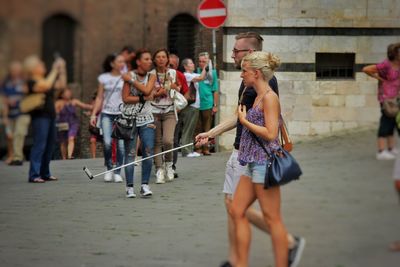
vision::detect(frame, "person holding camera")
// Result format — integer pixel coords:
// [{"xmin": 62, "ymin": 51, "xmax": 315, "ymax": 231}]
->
[
  {"xmin": 195, "ymin": 52, "xmax": 219, "ymax": 156},
  {"xmin": 181, "ymin": 58, "xmax": 206, "ymax": 158},
  {"xmin": 24, "ymin": 55, "xmax": 66, "ymax": 183}
]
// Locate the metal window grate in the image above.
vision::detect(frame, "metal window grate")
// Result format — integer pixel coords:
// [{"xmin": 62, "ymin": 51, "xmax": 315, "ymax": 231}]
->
[
  {"xmin": 42, "ymin": 14, "xmax": 76, "ymax": 82},
  {"xmin": 316, "ymin": 53, "xmax": 355, "ymax": 80},
  {"xmin": 168, "ymin": 14, "xmax": 198, "ymax": 62}
]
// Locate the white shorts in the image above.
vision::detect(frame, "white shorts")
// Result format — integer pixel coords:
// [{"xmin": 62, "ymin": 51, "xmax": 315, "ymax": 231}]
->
[{"xmin": 223, "ymin": 150, "xmax": 246, "ymax": 196}]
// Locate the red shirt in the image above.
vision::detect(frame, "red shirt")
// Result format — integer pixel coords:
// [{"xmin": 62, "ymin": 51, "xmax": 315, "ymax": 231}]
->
[{"xmin": 176, "ymin": 70, "xmax": 189, "ymax": 94}]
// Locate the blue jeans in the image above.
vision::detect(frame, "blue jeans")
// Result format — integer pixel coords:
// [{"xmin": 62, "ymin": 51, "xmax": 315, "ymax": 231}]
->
[
  {"xmin": 29, "ymin": 116, "xmax": 56, "ymax": 181},
  {"xmin": 101, "ymin": 113, "xmax": 124, "ymax": 173},
  {"xmin": 124, "ymin": 123, "xmax": 155, "ymax": 187}
]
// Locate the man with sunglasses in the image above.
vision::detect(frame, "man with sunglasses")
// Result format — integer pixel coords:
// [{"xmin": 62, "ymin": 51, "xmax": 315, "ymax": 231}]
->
[{"xmin": 195, "ymin": 32, "xmax": 305, "ymax": 267}]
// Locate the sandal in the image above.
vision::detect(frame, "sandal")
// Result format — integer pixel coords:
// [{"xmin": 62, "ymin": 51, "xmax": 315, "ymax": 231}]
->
[
  {"xmin": 389, "ymin": 241, "xmax": 400, "ymax": 252},
  {"xmin": 43, "ymin": 176, "xmax": 58, "ymax": 181},
  {"xmin": 29, "ymin": 178, "xmax": 45, "ymax": 183}
]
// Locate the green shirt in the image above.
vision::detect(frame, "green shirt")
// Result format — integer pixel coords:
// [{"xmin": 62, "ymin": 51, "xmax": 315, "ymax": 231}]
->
[{"xmin": 197, "ymin": 69, "xmax": 219, "ymax": 110}]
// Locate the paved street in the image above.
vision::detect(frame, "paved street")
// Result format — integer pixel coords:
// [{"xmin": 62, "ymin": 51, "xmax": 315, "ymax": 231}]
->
[{"xmin": 0, "ymin": 129, "xmax": 400, "ymax": 267}]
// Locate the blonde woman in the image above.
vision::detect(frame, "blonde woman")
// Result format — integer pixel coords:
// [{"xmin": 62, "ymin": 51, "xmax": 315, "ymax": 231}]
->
[
  {"xmin": 230, "ymin": 51, "xmax": 288, "ymax": 267},
  {"xmin": 24, "ymin": 55, "xmax": 66, "ymax": 183}
]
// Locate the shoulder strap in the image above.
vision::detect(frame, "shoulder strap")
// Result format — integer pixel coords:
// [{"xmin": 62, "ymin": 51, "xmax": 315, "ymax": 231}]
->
[{"xmin": 250, "ymin": 132, "xmax": 271, "ymax": 158}]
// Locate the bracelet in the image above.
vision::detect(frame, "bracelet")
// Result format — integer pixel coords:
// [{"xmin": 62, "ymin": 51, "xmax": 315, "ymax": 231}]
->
[
  {"xmin": 90, "ymin": 115, "xmax": 96, "ymax": 119},
  {"xmin": 139, "ymin": 95, "xmax": 145, "ymax": 103}
]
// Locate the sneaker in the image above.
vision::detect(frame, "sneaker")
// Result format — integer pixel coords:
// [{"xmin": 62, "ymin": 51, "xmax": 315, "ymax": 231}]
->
[
  {"xmin": 165, "ymin": 162, "xmax": 174, "ymax": 181},
  {"xmin": 126, "ymin": 187, "xmax": 136, "ymax": 198},
  {"xmin": 220, "ymin": 261, "xmax": 233, "ymax": 267},
  {"xmin": 390, "ymin": 147, "xmax": 399, "ymax": 155},
  {"xmin": 376, "ymin": 150, "xmax": 396, "ymax": 160},
  {"xmin": 104, "ymin": 172, "xmax": 113, "ymax": 182},
  {"xmin": 288, "ymin": 236, "xmax": 306, "ymax": 267},
  {"xmin": 113, "ymin": 173, "xmax": 123, "ymax": 183},
  {"xmin": 156, "ymin": 168, "xmax": 165, "ymax": 184},
  {"xmin": 140, "ymin": 184, "xmax": 153, "ymax": 197},
  {"xmin": 9, "ymin": 160, "xmax": 23, "ymax": 166},
  {"xmin": 187, "ymin": 152, "xmax": 201, "ymax": 158}
]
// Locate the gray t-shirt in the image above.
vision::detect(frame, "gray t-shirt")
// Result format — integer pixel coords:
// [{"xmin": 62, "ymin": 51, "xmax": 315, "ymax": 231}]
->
[{"xmin": 98, "ymin": 73, "xmax": 123, "ymax": 115}]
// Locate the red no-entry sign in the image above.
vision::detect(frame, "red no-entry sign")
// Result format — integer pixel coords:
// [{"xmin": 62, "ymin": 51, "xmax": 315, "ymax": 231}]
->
[{"xmin": 197, "ymin": 0, "xmax": 227, "ymax": 29}]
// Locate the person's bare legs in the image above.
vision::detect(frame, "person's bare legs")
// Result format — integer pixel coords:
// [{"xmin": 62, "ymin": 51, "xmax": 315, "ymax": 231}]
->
[
  {"xmin": 67, "ymin": 136, "xmax": 75, "ymax": 159},
  {"xmin": 246, "ymin": 207, "xmax": 295, "ymax": 248},
  {"xmin": 388, "ymin": 135, "xmax": 396, "ymax": 150},
  {"xmin": 230, "ymin": 176, "xmax": 257, "ymax": 267},
  {"xmin": 6, "ymin": 136, "xmax": 13, "ymax": 164},
  {"xmin": 225, "ymin": 194, "xmax": 238, "ymax": 265},
  {"xmin": 60, "ymin": 141, "xmax": 67, "ymax": 160},
  {"xmin": 377, "ymin": 137, "xmax": 386, "ymax": 151},
  {"xmin": 389, "ymin": 180, "xmax": 400, "ymax": 251},
  {"xmin": 255, "ymin": 184, "xmax": 288, "ymax": 267},
  {"xmin": 90, "ymin": 137, "xmax": 96, "ymax": 158}
]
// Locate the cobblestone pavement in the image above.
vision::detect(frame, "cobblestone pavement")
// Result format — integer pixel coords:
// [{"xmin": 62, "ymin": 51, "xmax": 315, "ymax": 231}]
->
[{"xmin": 0, "ymin": 130, "xmax": 399, "ymax": 267}]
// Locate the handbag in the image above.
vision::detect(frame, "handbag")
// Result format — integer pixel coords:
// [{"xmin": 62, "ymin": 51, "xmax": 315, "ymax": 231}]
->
[
  {"xmin": 19, "ymin": 93, "xmax": 46, "ymax": 113},
  {"xmin": 382, "ymin": 97, "xmax": 400, "ymax": 117},
  {"xmin": 89, "ymin": 124, "xmax": 102, "ymax": 138},
  {"xmin": 169, "ymin": 89, "xmax": 188, "ymax": 111},
  {"xmin": 56, "ymin": 122, "xmax": 69, "ymax": 132},
  {"xmin": 184, "ymin": 82, "xmax": 197, "ymax": 104},
  {"xmin": 111, "ymin": 103, "xmax": 145, "ymax": 140},
  {"xmin": 251, "ymin": 132, "xmax": 302, "ymax": 189}
]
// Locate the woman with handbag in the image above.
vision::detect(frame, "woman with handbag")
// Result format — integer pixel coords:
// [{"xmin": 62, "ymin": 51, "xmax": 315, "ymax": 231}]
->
[
  {"xmin": 363, "ymin": 42, "xmax": 400, "ymax": 160},
  {"xmin": 230, "ymin": 52, "xmax": 289, "ymax": 267},
  {"xmin": 120, "ymin": 49, "xmax": 156, "ymax": 198},
  {"xmin": 55, "ymin": 87, "xmax": 93, "ymax": 160},
  {"xmin": 24, "ymin": 55, "xmax": 66, "ymax": 183},
  {"xmin": 150, "ymin": 49, "xmax": 181, "ymax": 184},
  {"xmin": 90, "ymin": 53, "xmax": 126, "ymax": 183}
]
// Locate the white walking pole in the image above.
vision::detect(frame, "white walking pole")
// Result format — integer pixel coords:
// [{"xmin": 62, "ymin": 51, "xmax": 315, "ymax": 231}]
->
[{"xmin": 83, "ymin": 142, "xmax": 194, "ymax": 180}]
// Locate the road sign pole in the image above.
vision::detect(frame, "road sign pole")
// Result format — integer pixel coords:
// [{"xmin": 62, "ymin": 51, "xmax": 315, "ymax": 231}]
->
[{"xmin": 212, "ymin": 28, "xmax": 217, "ymax": 69}]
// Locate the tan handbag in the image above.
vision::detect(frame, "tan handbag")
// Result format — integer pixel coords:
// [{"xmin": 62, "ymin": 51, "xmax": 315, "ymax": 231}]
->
[
  {"xmin": 382, "ymin": 97, "xmax": 400, "ymax": 118},
  {"xmin": 19, "ymin": 93, "xmax": 46, "ymax": 113},
  {"xmin": 280, "ymin": 118, "xmax": 293, "ymax": 152}
]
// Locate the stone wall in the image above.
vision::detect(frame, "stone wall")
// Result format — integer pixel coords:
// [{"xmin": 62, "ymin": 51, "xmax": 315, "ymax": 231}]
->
[
  {"xmin": 218, "ymin": 0, "xmax": 400, "ymax": 150},
  {"xmin": 0, "ymin": 0, "xmax": 224, "ymax": 157}
]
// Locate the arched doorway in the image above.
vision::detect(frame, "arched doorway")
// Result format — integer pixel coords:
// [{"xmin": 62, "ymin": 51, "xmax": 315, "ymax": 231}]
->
[
  {"xmin": 168, "ymin": 14, "xmax": 198, "ymax": 63},
  {"xmin": 42, "ymin": 14, "xmax": 76, "ymax": 82}
]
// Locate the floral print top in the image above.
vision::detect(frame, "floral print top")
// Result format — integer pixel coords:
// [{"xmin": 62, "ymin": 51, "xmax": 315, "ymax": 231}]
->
[{"xmin": 238, "ymin": 103, "xmax": 281, "ymax": 165}]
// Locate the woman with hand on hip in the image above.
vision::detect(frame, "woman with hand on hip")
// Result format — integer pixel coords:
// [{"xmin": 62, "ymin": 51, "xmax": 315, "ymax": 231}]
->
[
  {"xmin": 363, "ymin": 43, "xmax": 400, "ymax": 160},
  {"xmin": 90, "ymin": 54, "xmax": 125, "ymax": 183},
  {"xmin": 230, "ymin": 51, "xmax": 288, "ymax": 267}
]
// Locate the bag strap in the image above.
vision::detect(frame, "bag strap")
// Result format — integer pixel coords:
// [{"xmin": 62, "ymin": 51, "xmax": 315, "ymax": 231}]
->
[
  {"xmin": 250, "ymin": 132, "xmax": 272, "ymax": 159},
  {"xmin": 279, "ymin": 114, "xmax": 291, "ymax": 146},
  {"xmin": 103, "ymin": 76, "xmax": 122, "ymax": 104}
]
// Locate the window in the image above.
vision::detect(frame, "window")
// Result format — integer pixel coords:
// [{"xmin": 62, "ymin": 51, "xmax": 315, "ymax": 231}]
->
[
  {"xmin": 42, "ymin": 14, "xmax": 76, "ymax": 82},
  {"xmin": 316, "ymin": 53, "xmax": 355, "ymax": 80},
  {"xmin": 168, "ymin": 14, "xmax": 198, "ymax": 62}
]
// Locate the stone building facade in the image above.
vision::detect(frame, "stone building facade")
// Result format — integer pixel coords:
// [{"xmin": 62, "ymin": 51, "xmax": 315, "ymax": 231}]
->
[
  {"xmin": 218, "ymin": 0, "xmax": 400, "ymax": 149},
  {"xmin": 0, "ymin": 0, "xmax": 223, "ymax": 157}
]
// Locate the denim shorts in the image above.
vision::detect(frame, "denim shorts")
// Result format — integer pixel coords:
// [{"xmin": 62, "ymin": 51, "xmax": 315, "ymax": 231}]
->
[{"xmin": 244, "ymin": 162, "xmax": 268, "ymax": 184}]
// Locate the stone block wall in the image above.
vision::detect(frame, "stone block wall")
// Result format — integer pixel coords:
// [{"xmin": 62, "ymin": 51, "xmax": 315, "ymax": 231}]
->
[{"xmin": 218, "ymin": 0, "xmax": 400, "ymax": 150}]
